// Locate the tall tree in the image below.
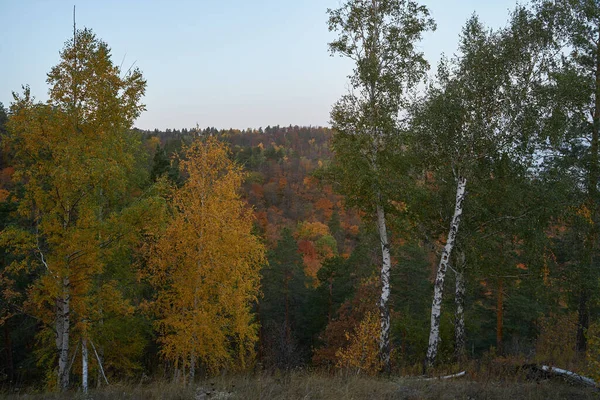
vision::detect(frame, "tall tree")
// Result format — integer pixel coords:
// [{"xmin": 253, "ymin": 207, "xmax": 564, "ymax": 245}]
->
[
  {"xmin": 536, "ymin": 0, "xmax": 600, "ymax": 354},
  {"xmin": 327, "ymin": 0, "xmax": 435, "ymax": 371},
  {"xmin": 6, "ymin": 28, "xmax": 147, "ymax": 390},
  {"xmin": 147, "ymin": 137, "xmax": 265, "ymax": 378},
  {"xmin": 412, "ymin": 7, "xmax": 556, "ymax": 366}
]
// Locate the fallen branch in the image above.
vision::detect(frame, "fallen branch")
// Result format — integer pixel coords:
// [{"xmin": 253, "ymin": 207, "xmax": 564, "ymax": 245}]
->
[{"xmin": 423, "ymin": 371, "xmax": 466, "ymax": 380}]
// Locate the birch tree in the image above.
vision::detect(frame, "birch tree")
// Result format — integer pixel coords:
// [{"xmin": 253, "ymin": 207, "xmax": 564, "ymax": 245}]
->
[
  {"xmin": 327, "ymin": 0, "xmax": 435, "ymax": 372},
  {"xmin": 147, "ymin": 137, "xmax": 265, "ymax": 378},
  {"xmin": 6, "ymin": 28, "xmax": 147, "ymax": 390},
  {"xmin": 412, "ymin": 8, "xmax": 557, "ymax": 367}
]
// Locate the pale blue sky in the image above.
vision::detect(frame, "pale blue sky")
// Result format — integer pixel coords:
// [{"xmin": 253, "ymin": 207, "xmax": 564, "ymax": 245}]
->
[{"xmin": 0, "ymin": 0, "xmax": 520, "ymax": 130}]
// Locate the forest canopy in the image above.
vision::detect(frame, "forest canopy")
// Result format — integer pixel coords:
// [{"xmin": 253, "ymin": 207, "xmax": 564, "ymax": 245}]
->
[{"xmin": 1, "ymin": 0, "xmax": 600, "ymax": 395}]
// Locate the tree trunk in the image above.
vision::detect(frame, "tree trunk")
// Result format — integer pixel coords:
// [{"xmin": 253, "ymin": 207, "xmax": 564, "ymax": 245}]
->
[
  {"xmin": 189, "ymin": 353, "xmax": 195, "ymax": 383},
  {"xmin": 4, "ymin": 321, "xmax": 14, "ymax": 385},
  {"xmin": 576, "ymin": 289, "xmax": 589, "ymax": 353},
  {"xmin": 328, "ymin": 277, "xmax": 333, "ymax": 324},
  {"xmin": 96, "ymin": 343, "xmax": 104, "ymax": 388},
  {"xmin": 426, "ymin": 176, "xmax": 467, "ymax": 367},
  {"xmin": 454, "ymin": 257, "xmax": 466, "ymax": 361},
  {"xmin": 376, "ymin": 200, "xmax": 391, "ymax": 373},
  {"xmin": 56, "ymin": 277, "xmax": 70, "ymax": 391},
  {"xmin": 82, "ymin": 338, "xmax": 88, "ymax": 394},
  {"xmin": 284, "ymin": 273, "xmax": 291, "ymax": 346},
  {"xmin": 257, "ymin": 301, "xmax": 263, "ymax": 363},
  {"xmin": 496, "ymin": 277, "xmax": 504, "ymax": 355}
]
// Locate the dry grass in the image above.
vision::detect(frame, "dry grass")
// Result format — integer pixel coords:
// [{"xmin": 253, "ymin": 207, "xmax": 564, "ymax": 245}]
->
[{"xmin": 1, "ymin": 371, "xmax": 598, "ymax": 400}]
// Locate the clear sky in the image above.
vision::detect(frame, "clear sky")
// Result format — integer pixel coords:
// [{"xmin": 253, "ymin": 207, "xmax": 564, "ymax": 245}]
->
[{"xmin": 0, "ymin": 0, "xmax": 520, "ymax": 131}]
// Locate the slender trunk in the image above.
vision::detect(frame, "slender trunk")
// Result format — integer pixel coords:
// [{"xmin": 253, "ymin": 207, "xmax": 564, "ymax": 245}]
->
[
  {"xmin": 96, "ymin": 312, "xmax": 103, "ymax": 388},
  {"xmin": 496, "ymin": 278, "xmax": 504, "ymax": 355},
  {"xmin": 376, "ymin": 200, "xmax": 391, "ymax": 373},
  {"xmin": 454, "ymin": 255, "xmax": 466, "ymax": 361},
  {"xmin": 189, "ymin": 353, "xmax": 195, "ymax": 383},
  {"xmin": 82, "ymin": 338, "xmax": 88, "ymax": 394},
  {"xmin": 90, "ymin": 340, "xmax": 109, "ymax": 386},
  {"xmin": 284, "ymin": 272, "xmax": 291, "ymax": 345},
  {"xmin": 172, "ymin": 359, "xmax": 178, "ymax": 383},
  {"xmin": 96, "ymin": 344, "xmax": 103, "ymax": 388},
  {"xmin": 57, "ymin": 277, "xmax": 70, "ymax": 391},
  {"xmin": 4, "ymin": 321, "xmax": 14, "ymax": 384},
  {"xmin": 426, "ymin": 176, "xmax": 467, "ymax": 368},
  {"xmin": 257, "ymin": 301, "xmax": 263, "ymax": 363},
  {"xmin": 576, "ymin": 290, "xmax": 589, "ymax": 353},
  {"xmin": 328, "ymin": 277, "xmax": 333, "ymax": 324}
]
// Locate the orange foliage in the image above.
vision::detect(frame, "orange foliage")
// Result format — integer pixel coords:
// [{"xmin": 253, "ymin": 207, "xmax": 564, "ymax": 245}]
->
[
  {"xmin": 315, "ymin": 198, "xmax": 334, "ymax": 219},
  {"xmin": 278, "ymin": 177, "xmax": 288, "ymax": 190},
  {"xmin": 250, "ymin": 183, "xmax": 264, "ymax": 199},
  {"xmin": 348, "ymin": 225, "xmax": 359, "ymax": 236},
  {"xmin": 298, "ymin": 240, "xmax": 320, "ymax": 278},
  {"xmin": 255, "ymin": 210, "xmax": 268, "ymax": 231},
  {"xmin": 0, "ymin": 166, "xmax": 14, "ymax": 187},
  {"xmin": 303, "ymin": 176, "xmax": 317, "ymax": 188}
]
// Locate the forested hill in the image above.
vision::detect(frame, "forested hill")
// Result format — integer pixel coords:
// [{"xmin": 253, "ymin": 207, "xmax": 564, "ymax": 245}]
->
[
  {"xmin": 140, "ymin": 125, "xmax": 362, "ymax": 268},
  {"xmin": 137, "ymin": 125, "xmax": 374, "ymax": 369},
  {"xmin": 6, "ymin": 0, "xmax": 600, "ymax": 394}
]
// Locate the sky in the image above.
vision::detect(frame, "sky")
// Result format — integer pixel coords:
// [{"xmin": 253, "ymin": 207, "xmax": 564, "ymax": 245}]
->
[{"xmin": 0, "ymin": 0, "xmax": 520, "ymax": 131}]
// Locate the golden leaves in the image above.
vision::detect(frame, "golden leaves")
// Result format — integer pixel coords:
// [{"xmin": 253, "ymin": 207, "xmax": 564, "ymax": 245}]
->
[
  {"xmin": 148, "ymin": 137, "xmax": 265, "ymax": 374},
  {"xmin": 5, "ymin": 27, "xmax": 150, "ymax": 382},
  {"xmin": 335, "ymin": 311, "xmax": 383, "ymax": 376}
]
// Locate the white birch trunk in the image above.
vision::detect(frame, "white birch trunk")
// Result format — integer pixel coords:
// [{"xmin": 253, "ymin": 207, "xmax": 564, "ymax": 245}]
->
[
  {"xmin": 376, "ymin": 200, "xmax": 392, "ymax": 372},
  {"xmin": 90, "ymin": 340, "xmax": 109, "ymax": 386},
  {"xmin": 189, "ymin": 353, "xmax": 195, "ymax": 383},
  {"xmin": 57, "ymin": 277, "xmax": 70, "ymax": 391},
  {"xmin": 426, "ymin": 176, "xmax": 467, "ymax": 367},
  {"xmin": 454, "ymin": 256, "xmax": 466, "ymax": 360},
  {"xmin": 82, "ymin": 338, "xmax": 88, "ymax": 394},
  {"xmin": 96, "ymin": 337, "xmax": 103, "ymax": 388}
]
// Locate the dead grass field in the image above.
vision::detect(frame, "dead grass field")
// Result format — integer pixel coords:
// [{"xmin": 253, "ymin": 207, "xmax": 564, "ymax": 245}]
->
[{"xmin": 1, "ymin": 371, "xmax": 598, "ymax": 400}]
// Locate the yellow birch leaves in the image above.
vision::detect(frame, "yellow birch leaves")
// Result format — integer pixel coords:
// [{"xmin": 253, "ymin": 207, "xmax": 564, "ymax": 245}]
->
[{"xmin": 148, "ymin": 137, "xmax": 265, "ymax": 374}]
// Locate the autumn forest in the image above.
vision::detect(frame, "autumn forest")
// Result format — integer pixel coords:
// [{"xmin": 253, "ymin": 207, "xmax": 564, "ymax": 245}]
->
[{"xmin": 2, "ymin": 0, "xmax": 600, "ymax": 398}]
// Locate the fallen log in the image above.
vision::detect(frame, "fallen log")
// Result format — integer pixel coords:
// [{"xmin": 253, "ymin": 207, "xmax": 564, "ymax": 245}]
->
[
  {"xmin": 423, "ymin": 371, "xmax": 466, "ymax": 381},
  {"xmin": 539, "ymin": 365, "xmax": 597, "ymax": 388},
  {"xmin": 521, "ymin": 364, "xmax": 597, "ymax": 388}
]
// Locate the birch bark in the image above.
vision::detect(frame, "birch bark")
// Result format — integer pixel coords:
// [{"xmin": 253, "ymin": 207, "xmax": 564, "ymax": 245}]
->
[
  {"xmin": 376, "ymin": 200, "xmax": 392, "ymax": 372},
  {"xmin": 82, "ymin": 338, "xmax": 88, "ymax": 394},
  {"xmin": 454, "ymin": 254, "xmax": 466, "ymax": 360},
  {"xmin": 426, "ymin": 176, "xmax": 466, "ymax": 367},
  {"xmin": 57, "ymin": 277, "xmax": 70, "ymax": 391}
]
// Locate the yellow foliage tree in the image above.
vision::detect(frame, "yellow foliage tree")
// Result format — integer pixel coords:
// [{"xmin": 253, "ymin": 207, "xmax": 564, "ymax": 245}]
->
[
  {"xmin": 148, "ymin": 137, "xmax": 265, "ymax": 378},
  {"xmin": 335, "ymin": 311, "xmax": 383, "ymax": 376},
  {"xmin": 5, "ymin": 28, "xmax": 149, "ymax": 391}
]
